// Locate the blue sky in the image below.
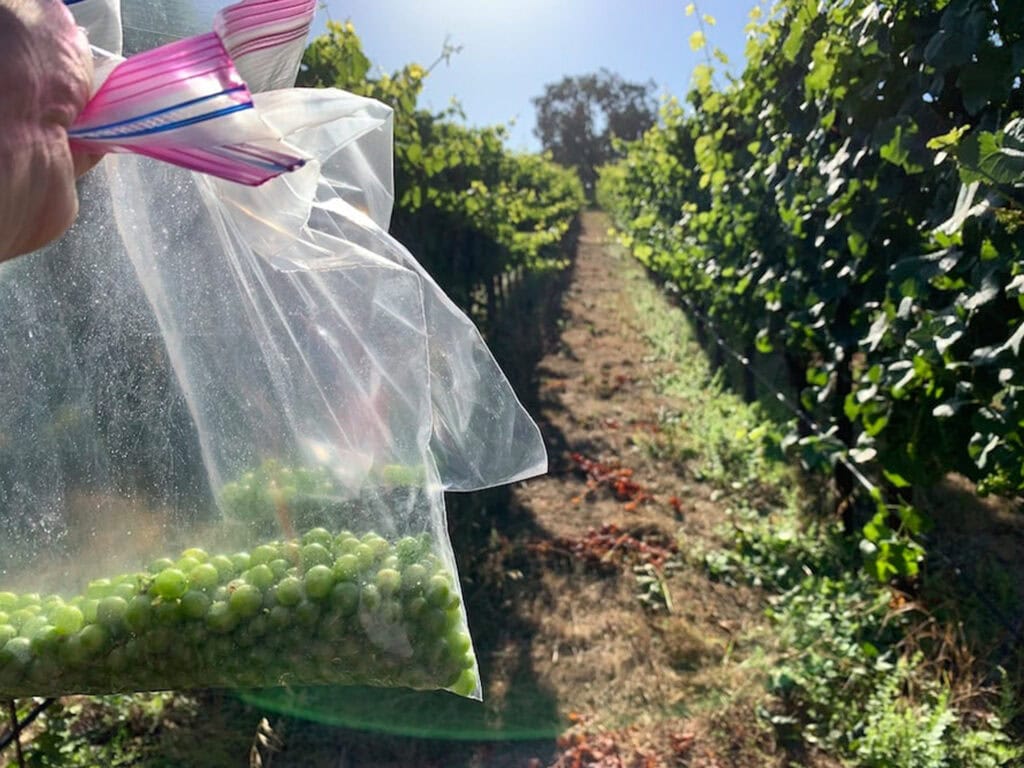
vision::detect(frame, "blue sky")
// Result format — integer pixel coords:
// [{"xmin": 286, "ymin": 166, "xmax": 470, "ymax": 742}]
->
[{"xmin": 317, "ymin": 2, "xmax": 754, "ymax": 151}]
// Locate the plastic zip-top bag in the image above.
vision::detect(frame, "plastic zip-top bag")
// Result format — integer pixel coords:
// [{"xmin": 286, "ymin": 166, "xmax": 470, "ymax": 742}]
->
[{"xmin": 0, "ymin": 0, "xmax": 545, "ymax": 700}]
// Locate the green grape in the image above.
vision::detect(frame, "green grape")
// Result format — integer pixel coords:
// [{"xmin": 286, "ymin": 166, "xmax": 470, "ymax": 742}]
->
[
  {"xmin": 280, "ymin": 541, "xmax": 301, "ymax": 564},
  {"xmin": 249, "ymin": 545, "xmax": 278, "ymax": 567},
  {"xmin": 380, "ymin": 464, "xmax": 420, "ymax": 485},
  {"xmin": 395, "ymin": 536, "xmax": 423, "ymax": 563},
  {"xmin": 152, "ymin": 569, "xmax": 188, "ymax": 600},
  {"xmin": 29, "ymin": 626, "xmax": 58, "ymax": 655},
  {"xmin": 303, "ymin": 565, "xmax": 334, "ymax": 600},
  {"xmin": 375, "ymin": 568, "xmax": 401, "ymax": 596},
  {"xmin": 300, "ymin": 543, "xmax": 332, "ymax": 571},
  {"xmin": 261, "ymin": 588, "xmax": 278, "ymax": 611},
  {"xmin": 0, "ymin": 592, "xmax": 17, "ymax": 610},
  {"xmin": 0, "ymin": 625, "xmax": 15, "ymax": 645},
  {"xmin": 175, "ymin": 556, "xmax": 201, "ymax": 573},
  {"xmin": 86, "ymin": 579, "xmax": 113, "ymax": 599},
  {"xmin": 206, "ymin": 602, "xmax": 236, "ymax": 634},
  {"xmin": 405, "ymin": 596, "xmax": 427, "ymax": 620},
  {"xmin": 20, "ymin": 615, "xmax": 49, "ymax": 639},
  {"xmin": 332, "ymin": 554, "xmax": 359, "ymax": 582},
  {"xmin": 7, "ymin": 609, "xmax": 33, "ymax": 628},
  {"xmin": 330, "ymin": 582, "xmax": 359, "ymax": 616},
  {"xmin": 124, "ymin": 596, "xmax": 152, "ymax": 632},
  {"xmin": 181, "ymin": 548, "xmax": 209, "ymax": 563},
  {"xmin": 444, "ymin": 605, "xmax": 463, "ymax": 629},
  {"xmin": 335, "ymin": 536, "xmax": 360, "ymax": 555},
  {"xmin": 113, "ymin": 582, "xmax": 137, "ymax": 601},
  {"xmin": 58, "ymin": 635, "xmax": 86, "ymax": 667},
  {"xmin": 41, "ymin": 595, "xmax": 64, "ymax": 611},
  {"xmin": 228, "ymin": 584, "xmax": 262, "ymax": 618},
  {"xmin": 230, "ymin": 552, "xmax": 251, "ymax": 572},
  {"xmin": 149, "ymin": 558, "xmax": 176, "ymax": 574},
  {"xmin": 78, "ymin": 624, "xmax": 108, "ymax": 655},
  {"xmin": 275, "ymin": 577, "xmax": 303, "ymax": 607},
  {"xmin": 360, "ymin": 584, "xmax": 382, "ymax": 612},
  {"xmin": 402, "ymin": 564, "xmax": 427, "ymax": 593},
  {"xmin": 426, "ymin": 575, "xmax": 451, "ymax": 608},
  {"xmin": 154, "ymin": 600, "xmax": 182, "ymax": 626},
  {"xmin": 209, "ymin": 555, "xmax": 235, "ymax": 579},
  {"xmin": 244, "ymin": 564, "xmax": 275, "ymax": 591},
  {"xmin": 3, "ymin": 637, "xmax": 32, "ymax": 665},
  {"xmin": 80, "ymin": 599, "xmax": 99, "ymax": 624},
  {"xmin": 446, "ymin": 629, "xmax": 472, "ymax": 657},
  {"xmin": 51, "ymin": 605, "xmax": 84, "ymax": 636},
  {"xmin": 189, "ymin": 563, "xmax": 220, "ymax": 591},
  {"xmin": 354, "ymin": 544, "xmax": 376, "ymax": 570},
  {"xmin": 181, "ymin": 590, "xmax": 211, "ymax": 620},
  {"xmin": 302, "ymin": 528, "xmax": 334, "ymax": 548},
  {"xmin": 268, "ymin": 559, "xmax": 290, "ymax": 579},
  {"xmin": 96, "ymin": 596, "xmax": 128, "ymax": 630}
]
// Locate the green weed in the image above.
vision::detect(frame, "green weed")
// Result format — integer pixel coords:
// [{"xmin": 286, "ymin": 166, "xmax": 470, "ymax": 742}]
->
[
  {"xmin": 622, "ymin": 257, "xmax": 1023, "ymax": 766},
  {"xmin": 626, "ymin": 267, "xmax": 791, "ymax": 500}
]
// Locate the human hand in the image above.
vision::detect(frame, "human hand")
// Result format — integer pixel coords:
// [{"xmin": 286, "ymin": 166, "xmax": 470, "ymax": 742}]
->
[{"xmin": 0, "ymin": 0, "xmax": 101, "ymax": 262}]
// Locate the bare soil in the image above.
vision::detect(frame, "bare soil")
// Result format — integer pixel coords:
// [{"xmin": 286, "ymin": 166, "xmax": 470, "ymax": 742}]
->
[{"xmin": 474, "ymin": 212, "xmax": 774, "ymax": 764}]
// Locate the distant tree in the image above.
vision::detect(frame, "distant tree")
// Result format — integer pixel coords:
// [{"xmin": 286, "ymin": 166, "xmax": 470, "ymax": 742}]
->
[{"xmin": 532, "ymin": 69, "xmax": 657, "ymax": 198}]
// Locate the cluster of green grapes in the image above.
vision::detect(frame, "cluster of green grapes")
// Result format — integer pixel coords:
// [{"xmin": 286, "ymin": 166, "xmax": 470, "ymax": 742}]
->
[
  {"xmin": 219, "ymin": 460, "xmax": 339, "ymax": 525},
  {"xmin": 0, "ymin": 529, "xmax": 477, "ymax": 698}
]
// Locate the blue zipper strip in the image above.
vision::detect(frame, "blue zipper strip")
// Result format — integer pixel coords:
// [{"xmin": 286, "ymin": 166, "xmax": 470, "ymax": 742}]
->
[
  {"xmin": 72, "ymin": 102, "xmax": 253, "ymax": 141},
  {"xmin": 69, "ymin": 85, "xmax": 249, "ymax": 138}
]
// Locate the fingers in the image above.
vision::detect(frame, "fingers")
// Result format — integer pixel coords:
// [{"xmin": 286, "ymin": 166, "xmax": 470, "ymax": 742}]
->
[
  {"xmin": 1, "ymin": 138, "xmax": 80, "ymax": 260},
  {"xmin": 0, "ymin": 0, "xmax": 99, "ymax": 260}
]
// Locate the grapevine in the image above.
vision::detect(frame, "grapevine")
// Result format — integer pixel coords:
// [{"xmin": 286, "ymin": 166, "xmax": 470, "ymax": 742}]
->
[{"xmin": 599, "ymin": 0, "xmax": 1024, "ymax": 577}]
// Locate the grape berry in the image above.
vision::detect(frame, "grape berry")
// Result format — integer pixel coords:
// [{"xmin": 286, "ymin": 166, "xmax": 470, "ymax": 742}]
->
[{"xmin": 0, "ymin": 530, "xmax": 477, "ymax": 697}]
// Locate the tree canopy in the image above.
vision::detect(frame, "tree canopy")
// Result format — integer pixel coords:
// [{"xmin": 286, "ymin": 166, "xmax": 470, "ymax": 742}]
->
[{"xmin": 532, "ymin": 69, "xmax": 657, "ymax": 198}]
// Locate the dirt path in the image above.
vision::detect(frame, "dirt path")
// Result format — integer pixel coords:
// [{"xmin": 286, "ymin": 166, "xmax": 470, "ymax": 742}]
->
[{"xmin": 459, "ymin": 211, "xmax": 778, "ymax": 766}]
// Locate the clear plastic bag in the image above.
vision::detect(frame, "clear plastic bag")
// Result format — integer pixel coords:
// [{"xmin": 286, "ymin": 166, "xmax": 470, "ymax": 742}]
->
[{"xmin": 0, "ymin": 0, "xmax": 544, "ymax": 700}]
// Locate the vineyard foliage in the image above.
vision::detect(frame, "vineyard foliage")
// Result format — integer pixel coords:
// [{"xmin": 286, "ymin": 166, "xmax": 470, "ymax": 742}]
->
[
  {"xmin": 300, "ymin": 22, "xmax": 584, "ymax": 311},
  {"xmin": 600, "ymin": 0, "xmax": 1024, "ymax": 569}
]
